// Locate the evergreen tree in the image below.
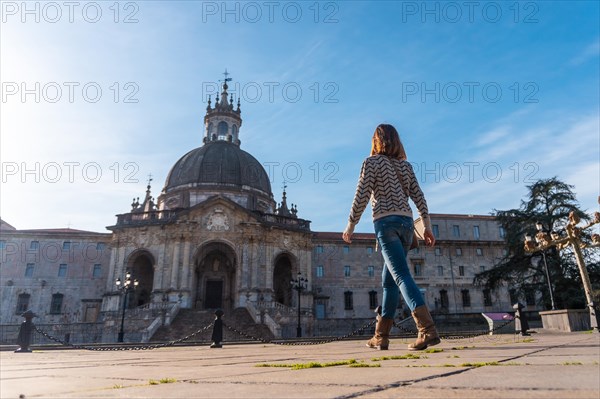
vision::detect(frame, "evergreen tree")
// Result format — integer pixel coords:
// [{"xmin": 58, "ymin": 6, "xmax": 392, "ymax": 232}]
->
[{"xmin": 474, "ymin": 177, "xmax": 599, "ymax": 309}]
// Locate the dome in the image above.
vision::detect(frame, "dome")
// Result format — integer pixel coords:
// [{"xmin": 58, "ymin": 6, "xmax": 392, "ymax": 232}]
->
[{"xmin": 164, "ymin": 141, "xmax": 272, "ymax": 197}]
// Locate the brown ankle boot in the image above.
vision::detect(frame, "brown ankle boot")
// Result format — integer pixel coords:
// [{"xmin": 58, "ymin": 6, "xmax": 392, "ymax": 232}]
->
[
  {"xmin": 366, "ymin": 316, "xmax": 394, "ymax": 350},
  {"xmin": 408, "ymin": 305, "xmax": 440, "ymax": 351}
]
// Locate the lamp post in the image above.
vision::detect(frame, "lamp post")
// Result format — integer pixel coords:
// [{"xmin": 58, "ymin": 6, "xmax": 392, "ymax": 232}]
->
[
  {"xmin": 290, "ymin": 272, "xmax": 308, "ymax": 338},
  {"xmin": 530, "ymin": 221, "xmax": 556, "ymax": 310},
  {"xmin": 115, "ymin": 270, "xmax": 138, "ymax": 342},
  {"xmin": 524, "ymin": 211, "xmax": 600, "ymax": 332}
]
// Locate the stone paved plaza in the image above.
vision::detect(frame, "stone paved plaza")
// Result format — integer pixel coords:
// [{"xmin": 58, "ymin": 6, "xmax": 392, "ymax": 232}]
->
[{"xmin": 1, "ymin": 330, "xmax": 599, "ymax": 398}]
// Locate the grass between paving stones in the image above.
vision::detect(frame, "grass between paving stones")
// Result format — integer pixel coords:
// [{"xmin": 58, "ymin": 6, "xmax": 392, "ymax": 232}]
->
[
  {"xmin": 562, "ymin": 362, "xmax": 584, "ymax": 366},
  {"xmin": 451, "ymin": 346, "xmax": 475, "ymax": 350},
  {"xmin": 256, "ymin": 359, "xmax": 374, "ymax": 370},
  {"xmin": 371, "ymin": 353, "xmax": 424, "ymax": 361},
  {"xmin": 149, "ymin": 378, "xmax": 177, "ymax": 385}
]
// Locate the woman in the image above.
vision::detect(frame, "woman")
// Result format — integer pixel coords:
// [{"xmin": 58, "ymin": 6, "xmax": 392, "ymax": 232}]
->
[{"xmin": 342, "ymin": 124, "xmax": 439, "ymax": 351}]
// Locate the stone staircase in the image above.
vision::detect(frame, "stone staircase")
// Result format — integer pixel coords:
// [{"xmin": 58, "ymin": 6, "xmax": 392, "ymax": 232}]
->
[{"xmin": 149, "ymin": 308, "xmax": 274, "ymax": 343}]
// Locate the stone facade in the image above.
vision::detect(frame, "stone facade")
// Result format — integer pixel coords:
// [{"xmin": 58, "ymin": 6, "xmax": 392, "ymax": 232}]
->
[
  {"xmin": 0, "ymin": 225, "xmax": 111, "ymax": 325},
  {"xmin": 0, "ymin": 77, "xmax": 524, "ymax": 341}
]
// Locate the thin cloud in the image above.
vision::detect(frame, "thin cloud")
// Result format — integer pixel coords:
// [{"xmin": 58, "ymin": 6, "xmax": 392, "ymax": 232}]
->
[{"xmin": 569, "ymin": 39, "xmax": 600, "ymax": 66}]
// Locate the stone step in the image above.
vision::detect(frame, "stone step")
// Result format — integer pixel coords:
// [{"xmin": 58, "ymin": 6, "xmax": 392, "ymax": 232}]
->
[{"xmin": 150, "ymin": 308, "xmax": 274, "ymax": 343}]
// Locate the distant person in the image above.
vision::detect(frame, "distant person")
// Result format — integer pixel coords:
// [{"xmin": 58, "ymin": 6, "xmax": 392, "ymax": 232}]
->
[{"xmin": 343, "ymin": 123, "xmax": 439, "ymax": 351}]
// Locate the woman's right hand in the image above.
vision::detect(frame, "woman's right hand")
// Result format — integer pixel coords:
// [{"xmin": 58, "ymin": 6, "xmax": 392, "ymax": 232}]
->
[{"xmin": 342, "ymin": 223, "xmax": 355, "ymax": 243}]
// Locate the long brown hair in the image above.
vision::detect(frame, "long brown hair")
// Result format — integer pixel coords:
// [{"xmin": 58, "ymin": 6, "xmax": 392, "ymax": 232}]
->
[{"xmin": 370, "ymin": 124, "xmax": 407, "ymax": 160}]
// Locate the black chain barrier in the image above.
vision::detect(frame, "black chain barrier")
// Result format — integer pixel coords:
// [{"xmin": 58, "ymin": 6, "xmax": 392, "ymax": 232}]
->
[
  {"xmin": 32, "ymin": 316, "xmax": 515, "ymax": 350},
  {"xmin": 34, "ymin": 322, "xmax": 214, "ymax": 351},
  {"xmin": 222, "ymin": 319, "xmax": 377, "ymax": 346},
  {"xmin": 393, "ymin": 318, "xmax": 516, "ymax": 340}
]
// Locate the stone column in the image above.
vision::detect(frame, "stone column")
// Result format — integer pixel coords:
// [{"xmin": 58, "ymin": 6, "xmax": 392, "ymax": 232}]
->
[
  {"xmin": 182, "ymin": 239, "xmax": 192, "ymax": 290},
  {"xmin": 170, "ymin": 240, "xmax": 180, "ymax": 289},
  {"xmin": 106, "ymin": 245, "xmax": 118, "ymax": 291}
]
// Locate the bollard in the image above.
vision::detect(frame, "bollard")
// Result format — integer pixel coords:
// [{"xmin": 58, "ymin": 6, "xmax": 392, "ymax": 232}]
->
[
  {"xmin": 513, "ymin": 302, "xmax": 530, "ymax": 336},
  {"xmin": 210, "ymin": 309, "xmax": 224, "ymax": 348},
  {"xmin": 15, "ymin": 310, "xmax": 36, "ymax": 353}
]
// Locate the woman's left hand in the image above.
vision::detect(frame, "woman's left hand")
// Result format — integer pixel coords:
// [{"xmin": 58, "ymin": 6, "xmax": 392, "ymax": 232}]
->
[{"xmin": 424, "ymin": 229, "xmax": 436, "ymax": 247}]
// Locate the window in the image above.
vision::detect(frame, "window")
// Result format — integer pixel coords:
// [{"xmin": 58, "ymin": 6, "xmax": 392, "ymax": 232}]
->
[
  {"xmin": 499, "ymin": 226, "xmax": 506, "ymax": 238},
  {"xmin": 458, "ymin": 266, "xmax": 465, "ymax": 276},
  {"xmin": 439, "ymin": 289, "xmax": 449, "ymax": 309},
  {"xmin": 503, "ymin": 249, "xmax": 509, "ymax": 256},
  {"xmin": 344, "ymin": 291, "xmax": 354, "ymax": 310},
  {"xmin": 343, "ymin": 246, "xmax": 350, "ymax": 254},
  {"xmin": 50, "ymin": 293, "xmax": 64, "ymax": 314},
  {"xmin": 62, "ymin": 241, "xmax": 71, "ymax": 250},
  {"xmin": 452, "ymin": 225, "xmax": 460, "ymax": 237},
  {"xmin": 455, "ymin": 248, "xmax": 462, "ymax": 256},
  {"xmin": 217, "ymin": 121, "xmax": 228, "ymax": 138},
  {"xmin": 437, "ymin": 265, "xmax": 444, "ymax": 276},
  {"xmin": 96, "ymin": 242, "xmax": 105, "ymax": 251},
  {"xmin": 473, "ymin": 225, "xmax": 480, "ymax": 239},
  {"xmin": 16, "ymin": 293, "xmax": 30, "ymax": 314},
  {"xmin": 476, "ymin": 248, "xmax": 483, "ymax": 256},
  {"xmin": 413, "ymin": 247, "xmax": 420, "ymax": 254},
  {"xmin": 344, "ymin": 265, "xmax": 351, "ymax": 277},
  {"xmin": 0, "ymin": 240, "xmax": 5, "ymax": 250},
  {"xmin": 58, "ymin": 264, "xmax": 67, "ymax": 277},
  {"xmin": 369, "ymin": 290, "xmax": 378, "ymax": 309},
  {"xmin": 413, "ymin": 263, "xmax": 422, "ymax": 276},
  {"xmin": 366, "ymin": 246, "xmax": 373, "ymax": 254},
  {"xmin": 25, "ymin": 263, "xmax": 34, "ymax": 277},
  {"xmin": 30, "ymin": 241, "xmax": 39, "ymax": 250},
  {"xmin": 368, "ymin": 265, "xmax": 375, "ymax": 277},
  {"xmin": 480, "ymin": 265, "xmax": 486, "ymax": 273},
  {"xmin": 432, "ymin": 224, "xmax": 439, "ymax": 238},
  {"xmin": 435, "ymin": 247, "xmax": 442, "ymax": 256},
  {"xmin": 483, "ymin": 289, "xmax": 492, "ymax": 307},
  {"xmin": 461, "ymin": 290, "xmax": 471, "ymax": 307},
  {"xmin": 316, "ymin": 265, "xmax": 324, "ymax": 278},
  {"xmin": 316, "ymin": 245, "xmax": 323, "ymax": 254},
  {"xmin": 92, "ymin": 264, "xmax": 102, "ymax": 278}
]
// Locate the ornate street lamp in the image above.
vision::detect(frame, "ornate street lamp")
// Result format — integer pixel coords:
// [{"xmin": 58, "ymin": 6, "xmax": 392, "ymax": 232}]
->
[
  {"xmin": 524, "ymin": 211, "xmax": 600, "ymax": 332},
  {"xmin": 290, "ymin": 272, "xmax": 308, "ymax": 338},
  {"xmin": 526, "ymin": 221, "xmax": 556, "ymax": 310},
  {"xmin": 115, "ymin": 270, "xmax": 139, "ymax": 342}
]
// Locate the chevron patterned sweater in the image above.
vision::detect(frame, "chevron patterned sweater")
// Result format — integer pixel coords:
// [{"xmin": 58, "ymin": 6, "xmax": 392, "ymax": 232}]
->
[{"xmin": 348, "ymin": 155, "xmax": 432, "ymax": 231}]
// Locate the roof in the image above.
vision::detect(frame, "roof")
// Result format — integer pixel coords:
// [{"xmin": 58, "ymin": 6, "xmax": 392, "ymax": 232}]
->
[
  {"xmin": 164, "ymin": 141, "xmax": 272, "ymax": 196},
  {"xmin": 313, "ymin": 231, "xmax": 376, "ymax": 241},
  {"xmin": 0, "ymin": 218, "xmax": 16, "ymax": 231}
]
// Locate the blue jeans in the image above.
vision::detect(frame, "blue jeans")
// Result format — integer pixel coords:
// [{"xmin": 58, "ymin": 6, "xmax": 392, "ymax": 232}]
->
[{"xmin": 374, "ymin": 215, "xmax": 425, "ymax": 319}]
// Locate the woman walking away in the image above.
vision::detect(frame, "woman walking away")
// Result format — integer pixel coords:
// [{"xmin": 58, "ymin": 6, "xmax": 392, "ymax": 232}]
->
[{"xmin": 342, "ymin": 124, "xmax": 439, "ymax": 351}]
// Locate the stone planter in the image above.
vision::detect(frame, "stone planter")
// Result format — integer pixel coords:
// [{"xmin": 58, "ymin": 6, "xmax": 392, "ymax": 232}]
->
[{"xmin": 540, "ymin": 309, "xmax": 590, "ymax": 332}]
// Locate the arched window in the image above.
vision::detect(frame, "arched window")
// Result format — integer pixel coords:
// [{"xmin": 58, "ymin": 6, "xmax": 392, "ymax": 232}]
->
[
  {"xmin": 217, "ymin": 121, "xmax": 228, "ymax": 139},
  {"xmin": 207, "ymin": 122, "xmax": 214, "ymax": 137},
  {"xmin": 232, "ymin": 124, "xmax": 238, "ymax": 138}
]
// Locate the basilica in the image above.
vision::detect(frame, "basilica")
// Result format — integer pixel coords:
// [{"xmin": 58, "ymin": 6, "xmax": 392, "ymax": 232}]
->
[{"xmin": 0, "ymin": 78, "xmax": 516, "ymax": 342}]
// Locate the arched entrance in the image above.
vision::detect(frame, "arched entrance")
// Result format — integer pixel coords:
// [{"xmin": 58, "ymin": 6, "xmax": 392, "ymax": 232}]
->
[
  {"xmin": 273, "ymin": 253, "xmax": 294, "ymax": 307},
  {"xmin": 193, "ymin": 242, "xmax": 236, "ymax": 310},
  {"xmin": 127, "ymin": 250, "xmax": 154, "ymax": 308}
]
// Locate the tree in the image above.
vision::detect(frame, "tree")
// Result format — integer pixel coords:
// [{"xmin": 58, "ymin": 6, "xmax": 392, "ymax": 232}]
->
[{"xmin": 474, "ymin": 177, "xmax": 599, "ymax": 309}]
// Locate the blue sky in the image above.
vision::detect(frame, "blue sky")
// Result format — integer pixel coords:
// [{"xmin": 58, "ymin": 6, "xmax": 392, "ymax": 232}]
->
[{"xmin": 1, "ymin": 1, "xmax": 599, "ymax": 233}]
